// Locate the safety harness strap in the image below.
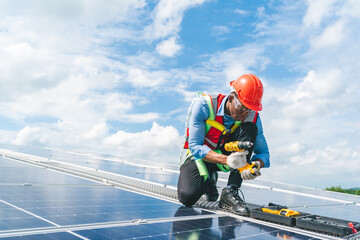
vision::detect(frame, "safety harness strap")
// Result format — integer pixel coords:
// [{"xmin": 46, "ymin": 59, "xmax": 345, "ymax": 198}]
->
[{"xmin": 185, "ymin": 93, "xmax": 243, "ymax": 180}]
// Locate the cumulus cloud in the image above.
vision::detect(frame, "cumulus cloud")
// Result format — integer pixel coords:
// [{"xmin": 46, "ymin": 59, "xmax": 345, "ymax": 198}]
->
[
  {"xmin": 262, "ymin": 142, "xmax": 360, "ymax": 187},
  {"xmin": 264, "ymin": 68, "xmax": 350, "ymax": 141},
  {"xmin": 104, "ymin": 122, "xmax": 181, "ymax": 161},
  {"xmin": 275, "ymin": 142, "xmax": 305, "ymax": 156},
  {"xmin": 83, "ymin": 122, "xmax": 109, "ymax": 140},
  {"xmin": 205, "ymin": 44, "xmax": 269, "ymax": 88},
  {"xmin": 1, "ymin": 0, "xmax": 359, "ymax": 189},
  {"xmin": 254, "ymin": 0, "xmax": 360, "ymax": 187},
  {"xmin": 126, "ymin": 68, "xmax": 166, "ymax": 88},
  {"xmin": 302, "ymin": 0, "xmax": 337, "ymax": 29},
  {"xmin": 282, "ymin": 69, "xmax": 345, "ymax": 120},
  {"xmin": 0, "ymin": 0, "xmax": 146, "ymax": 26},
  {"xmin": 0, "ymin": 0, "xmax": 170, "ymax": 155},
  {"xmin": 13, "ymin": 126, "xmax": 47, "ymax": 146},
  {"xmin": 156, "ymin": 37, "xmax": 182, "ymax": 57},
  {"xmin": 310, "ymin": 20, "xmax": 345, "ymax": 48},
  {"xmin": 122, "ymin": 113, "xmax": 160, "ymax": 123},
  {"xmin": 143, "ymin": 0, "xmax": 207, "ymax": 40}
]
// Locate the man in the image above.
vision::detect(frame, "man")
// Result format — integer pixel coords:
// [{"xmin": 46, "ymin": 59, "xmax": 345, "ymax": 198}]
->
[{"xmin": 177, "ymin": 73, "xmax": 270, "ymax": 216}]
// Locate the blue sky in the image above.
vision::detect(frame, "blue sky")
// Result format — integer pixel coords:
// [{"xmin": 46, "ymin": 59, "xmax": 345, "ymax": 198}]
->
[{"xmin": 0, "ymin": 0, "xmax": 359, "ymax": 188}]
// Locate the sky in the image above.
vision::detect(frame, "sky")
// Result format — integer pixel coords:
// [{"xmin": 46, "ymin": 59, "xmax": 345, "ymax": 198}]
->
[{"xmin": 0, "ymin": 0, "xmax": 359, "ymax": 189}]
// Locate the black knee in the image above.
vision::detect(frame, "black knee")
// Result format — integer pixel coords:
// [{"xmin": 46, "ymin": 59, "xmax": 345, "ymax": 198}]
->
[{"xmin": 178, "ymin": 187, "xmax": 199, "ymax": 206}]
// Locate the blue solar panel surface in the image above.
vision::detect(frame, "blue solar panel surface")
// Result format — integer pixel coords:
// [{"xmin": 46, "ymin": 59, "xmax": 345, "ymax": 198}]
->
[
  {"xmin": 0, "ymin": 144, "xmax": 179, "ymax": 186},
  {"xmin": 1, "ymin": 144, "xmax": 359, "ymax": 239},
  {"xmin": 0, "ymin": 232, "xmax": 82, "ymax": 240},
  {"xmin": 0, "ymin": 158, "xmax": 197, "ymax": 225},
  {"xmin": 73, "ymin": 215, "xmax": 314, "ymax": 240}
]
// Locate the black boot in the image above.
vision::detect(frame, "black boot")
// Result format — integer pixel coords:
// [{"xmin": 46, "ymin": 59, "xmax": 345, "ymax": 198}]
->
[
  {"xmin": 219, "ymin": 186, "xmax": 249, "ymax": 216},
  {"xmin": 206, "ymin": 171, "xmax": 219, "ymax": 201}
]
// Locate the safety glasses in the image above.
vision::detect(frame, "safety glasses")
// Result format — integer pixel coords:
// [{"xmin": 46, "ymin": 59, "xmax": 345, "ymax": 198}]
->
[{"xmin": 233, "ymin": 95, "xmax": 250, "ymax": 114}]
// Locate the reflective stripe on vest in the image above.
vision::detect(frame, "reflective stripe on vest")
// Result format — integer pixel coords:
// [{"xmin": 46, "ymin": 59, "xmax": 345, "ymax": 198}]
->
[
  {"xmin": 184, "ymin": 93, "xmax": 258, "ymax": 181},
  {"xmin": 192, "ymin": 94, "xmax": 236, "ymax": 179}
]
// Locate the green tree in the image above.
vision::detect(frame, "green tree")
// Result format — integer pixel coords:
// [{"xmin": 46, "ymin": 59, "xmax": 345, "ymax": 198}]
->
[{"xmin": 325, "ymin": 186, "xmax": 360, "ymax": 196}]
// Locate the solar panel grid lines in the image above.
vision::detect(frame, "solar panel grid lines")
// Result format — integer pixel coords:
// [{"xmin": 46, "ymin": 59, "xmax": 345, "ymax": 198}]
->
[
  {"xmin": 42, "ymin": 147, "xmax": 180, "ymax": 171},
  {"xmin": 1, "ymin": 148, "xmax": 176, "ymax": 189},
  {"xmin": 1, "ymin": 150, "xmax": 181, "ymax": 203},
  {"xmin": 34, "ymin": 149, "xmax": 356, "ymax": 210},
  {"xmin": 1, "ymin": 158, "xmax": 217, "ymax": 237},
  {"xmin": 0, "ymin": 147, "xmax": 357, "ymax": 239},
  {"xmin": 4, "ymin": 145, "xmax": 192, "ymax": 187},
  {"xmin": 217, "ymin": 179, "xmax": 360, "ymax": 206},
  {"xmin": 0, "ymin": 159, "xmax": 324, "ymax": 238},
  {"xmin": 15, "ymin": 145, "xmax": 358, "ymax": 209},
  {"xmin": 208, "ymin": 209, "xmax": 340, "ymax": 240},
  {"xmin": 0, "ymin": 214, "xmax": 223, "ymax": 239},
  {"xmin": 0, "ymin": 200, "xmax": 90, "ymax": 240}
]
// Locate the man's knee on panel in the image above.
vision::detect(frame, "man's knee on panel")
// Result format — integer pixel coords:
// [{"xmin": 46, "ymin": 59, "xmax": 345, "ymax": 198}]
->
[{"xmin": 178, "ymin": 187, "xmax": 198, "ymax": 206}]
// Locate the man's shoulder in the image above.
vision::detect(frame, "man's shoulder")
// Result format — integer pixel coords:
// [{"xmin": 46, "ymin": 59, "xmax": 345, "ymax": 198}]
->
[
  {"xmin": 193, "ymin": 94, "xmax": 209, "ymax": 107},
  {"xmin": 190, "ymin": 94, "xmax": 211, "ymax": 120}
]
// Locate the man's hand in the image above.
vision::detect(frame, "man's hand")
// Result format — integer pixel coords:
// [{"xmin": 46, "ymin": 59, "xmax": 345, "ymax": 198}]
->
[
  {"xmin": 226, "ymin": 151, "xmax": 248, "ymax": 169},
  {"xmin": 241, "ymin": 161, "xmax": 261, "ymax": 180}
]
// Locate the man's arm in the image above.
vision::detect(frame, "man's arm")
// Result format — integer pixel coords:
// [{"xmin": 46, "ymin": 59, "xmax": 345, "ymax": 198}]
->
[
  {"xmin": 203, "ymin": 150, "xmax": 228, "ymax": 165},
  {"xmin": 188, "ymin": 97, "xmax": 213, "ymax": 159},
  {"xmin": 188, "ymin": 97, "xmax": 228, "ymax": 165},
  {"xmin": 251, "ymin": 116, "xmax": 270, "ymax": 168}
]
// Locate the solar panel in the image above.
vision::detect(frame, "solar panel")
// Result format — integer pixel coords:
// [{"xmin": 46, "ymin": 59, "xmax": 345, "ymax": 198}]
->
[
  {"xmin": 1, "ymin": 145, "xmax": 358, "ymax": 239},
  {"xmin": 0, "ymin": 144, "xmax": 179, "ymax": 187},
  {"xmin": 73, "ymin": 215, "xmax": 318, "ymax": 240},
  {"xmin": 0, "ymin": 232, "xmax": 83, "ymax": 240}
]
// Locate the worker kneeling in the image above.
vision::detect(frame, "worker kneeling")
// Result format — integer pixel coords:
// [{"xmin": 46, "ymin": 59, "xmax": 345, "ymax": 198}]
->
[{"xmin": 177, "ymin": 74, "xmax": 270, "ymax": 216}]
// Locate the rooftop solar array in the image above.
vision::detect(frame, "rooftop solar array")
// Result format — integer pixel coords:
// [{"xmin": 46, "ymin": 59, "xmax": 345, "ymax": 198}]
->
[{"xmin": 0, "ymin": 144, "xmax": 359, "ymax": 239}]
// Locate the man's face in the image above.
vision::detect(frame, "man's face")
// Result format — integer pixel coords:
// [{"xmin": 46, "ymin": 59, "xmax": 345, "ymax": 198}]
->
[{"xmin": 230, "ymin": 94, "xmax": 251, "ymax": 122}]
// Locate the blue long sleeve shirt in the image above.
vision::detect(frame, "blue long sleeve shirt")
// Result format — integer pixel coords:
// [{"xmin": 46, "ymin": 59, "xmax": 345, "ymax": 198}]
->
[{"xmin": 188, "ymin": 95, "xmax": 270, "ymax": 168}]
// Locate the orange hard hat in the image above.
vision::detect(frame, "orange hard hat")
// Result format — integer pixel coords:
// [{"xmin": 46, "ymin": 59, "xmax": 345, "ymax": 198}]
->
[{"xmin": 230, "ymin": 73, "xmax": 263, "ymax": 111}]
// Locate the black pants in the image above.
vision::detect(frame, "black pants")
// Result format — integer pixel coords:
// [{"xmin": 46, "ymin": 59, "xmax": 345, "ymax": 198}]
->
[{"xmin": 177, "ymin": 122, "xmax": 258, "ymax": 206}]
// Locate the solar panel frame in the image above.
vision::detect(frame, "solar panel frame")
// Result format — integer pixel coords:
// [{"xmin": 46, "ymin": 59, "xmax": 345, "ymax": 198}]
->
[{"xmin": 1, "ymin": 146, "xmax": 357, "ymax": 239}]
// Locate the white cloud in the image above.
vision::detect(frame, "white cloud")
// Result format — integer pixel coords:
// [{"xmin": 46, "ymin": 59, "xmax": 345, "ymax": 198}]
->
[
  {"xmin": 212, "ymin": 25, "xmax": 230, "ymax": 36},
  {"xmin": 264, "ymin": 68, "xmax": 349, "ymax": 137},
  {"xmin": 256, "ymin": 7, "xmax": 266, "ymax": 17},
  {"xmin": 310, "ymin": 20, "xmax": 345, "ymax": 48},
  {"xmin": 0, "ymin": 0, "xmax": 146, "ymax": 26},
  {"xmin": 143, "ymin": 0, "xmax": 207, "ymax": 40},
  {"xmin": 281, "ymin": 69, "xmax": 345, "ymax": 121},
  {"xmin": 275, "ymin": 142, "xmax": 305, "ymax": 156},
  {"xmin": 126, "ymin": 68, "xmax": 166, "ymax": 88},
  {"xmin": 0, "ymin": 0, "xmax": 359, "ymax": 190},
  {"xmin": 13, "ymin": 126, "xmax": 47, "ymax": 146},
  {"xmin": 122, "ymin": 113, "xmax": 160, "ymax": 123},
  {"xmin": 341, "ymin": 0, "xmax": 360, "ymax": 18},
  {"xmin": 234, "ymin": 9, "xmax": 248, "ymax": 15},
  {"xmin": 294, "ymin": 70, "xmax": 343, "ymax": 99},
  {"xmin": 206, "ymin": 44, "xmax": 269, "ymax": 87},
  {"xmin": 262, "ymin": 143, "xmax": 360, "ymax": 187},
  {"xmin": 302, "ymin": 0, "xmax": 337, "ymax": 29},
  {"xmin": 156, "ymin": 37, "xmax": 182, "ymax": 57},
  {"xmin": 104, "ymin": 122, "xmax": 181, "ymax": 161},
  {"xmin": 83, "ymin": 122, "xmax": 109, "ymax": 140},
  {"xmin": 0, "ymin": 0, "xmax": 165, "ymax": 155}
]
